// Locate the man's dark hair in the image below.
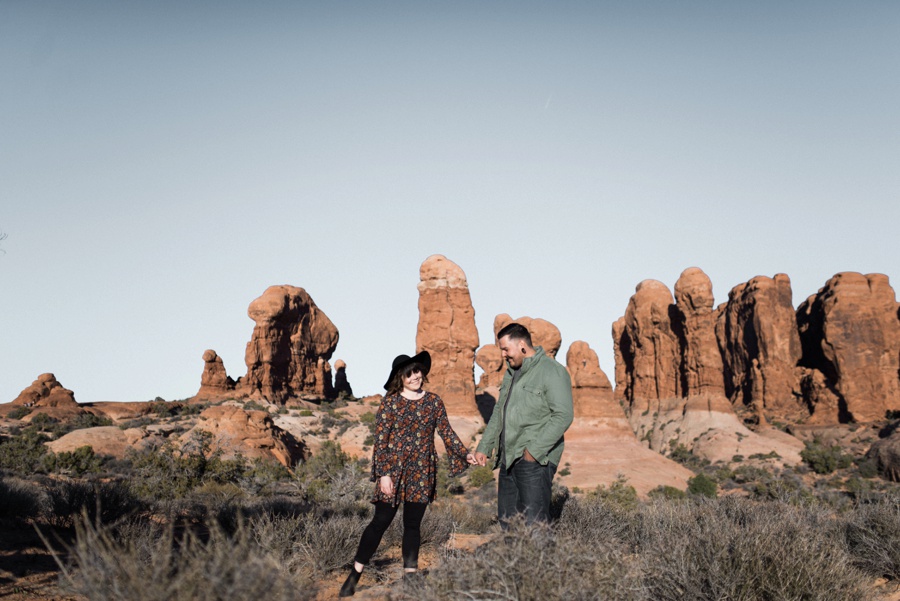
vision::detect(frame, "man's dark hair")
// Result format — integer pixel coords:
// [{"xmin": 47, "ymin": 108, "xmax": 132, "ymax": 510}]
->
[{"xmin": 497, "ymin": 322, "xmax": 533, "ymax": 347}]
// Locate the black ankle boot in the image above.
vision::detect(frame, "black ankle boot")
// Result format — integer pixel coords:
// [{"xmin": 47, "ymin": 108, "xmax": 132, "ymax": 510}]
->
[{"xmin": 339, "ymin": 566, "xmax": 362, "ymax": 597}]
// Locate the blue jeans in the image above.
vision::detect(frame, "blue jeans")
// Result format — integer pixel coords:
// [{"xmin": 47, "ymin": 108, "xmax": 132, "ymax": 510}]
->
[{"xmin": 498, "ymin": 457, "xmax": 557, "ymax": 525}]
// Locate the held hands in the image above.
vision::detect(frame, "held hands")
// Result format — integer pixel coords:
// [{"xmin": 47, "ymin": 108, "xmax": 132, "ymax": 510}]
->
[
  {"xmin": 379, "ymin": 475, "xmax": 394, "ymax": 496},
  {"xmin": 472, "ymin": 452, "xmax": 488, "ymax": 467}
]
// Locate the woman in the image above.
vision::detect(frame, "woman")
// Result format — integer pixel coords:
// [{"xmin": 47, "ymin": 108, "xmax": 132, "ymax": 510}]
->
[{"xmin": 339, "ymin": 351, "xmax": 474, "ymax": 597}]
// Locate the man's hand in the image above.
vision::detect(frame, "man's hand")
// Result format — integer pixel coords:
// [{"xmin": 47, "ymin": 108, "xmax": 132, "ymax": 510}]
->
[
  {"xmin": 379, "ymin": 475, "xmax": 394, "ymax": 496},
  {"xmin": 473, "ymin": 452, "xmax": 488, "ymax": 467},
  {"xmin": 522, "ymin": 448, "xmax": 537, "ymax": 462}
]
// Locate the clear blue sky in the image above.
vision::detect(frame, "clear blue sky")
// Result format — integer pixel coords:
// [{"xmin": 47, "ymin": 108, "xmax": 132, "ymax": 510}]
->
[{"xmin": 2, "ymin": 1, "xmax": 898, "ymax": 403}]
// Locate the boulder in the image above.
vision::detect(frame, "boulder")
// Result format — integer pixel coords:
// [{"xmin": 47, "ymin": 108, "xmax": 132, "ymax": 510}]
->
[
  {"xmin": 416, "ymin": 255, "xmax": 480, "ymax": 417},
  {"xmin": 47, "ymin": 426, "xmax": 164, "ymax": 457},
  {"xmin": 866, "ymin": 426, "xmax": 900, "ymax": 482},
  {"xmin": 797, "ymin": 272, "xmax": 900, "ymax": 423}
]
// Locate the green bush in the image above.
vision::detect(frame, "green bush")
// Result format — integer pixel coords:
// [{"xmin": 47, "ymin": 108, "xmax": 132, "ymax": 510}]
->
[
  {"xmin": 0, "ymin": 427, "xmax": 52, "ymax": 473},
  {"xmin": 466, "ymin": 465, "xmax": 494, "ymax": 489},
  {"xmin": 801, "ymin": 437, "xmax": 853, "ymax": 474},
  {"xmin": 687, "ymin": 473, "xmax": 718, "ymax": 498},
  {"xmin": 8, "ymin": 406, "xmax": 32, "ymax": 420},
  {"xmin": 46, "ymin": 445, "xmax": 104, "ymax": 476},
  {"xmin": 648, "ymin": 485, "xmax": 687, "ymax": 500}
]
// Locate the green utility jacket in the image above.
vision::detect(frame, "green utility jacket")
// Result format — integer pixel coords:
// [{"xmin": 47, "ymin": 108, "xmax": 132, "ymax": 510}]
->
[{"xmin": 476, "ymin": 346, "xmax": 574, "ymax": 469}]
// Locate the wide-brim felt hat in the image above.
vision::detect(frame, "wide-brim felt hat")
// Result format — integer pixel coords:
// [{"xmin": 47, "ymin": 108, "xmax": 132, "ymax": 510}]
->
[{"xmin": 384, "ymin": 350, "xmax": 431, "ymax": 390}]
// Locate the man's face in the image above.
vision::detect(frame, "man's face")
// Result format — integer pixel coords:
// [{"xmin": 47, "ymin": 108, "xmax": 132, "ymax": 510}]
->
[{"xmin": 499, "ymin": 335, "xmax": 528, "ymax": 369}]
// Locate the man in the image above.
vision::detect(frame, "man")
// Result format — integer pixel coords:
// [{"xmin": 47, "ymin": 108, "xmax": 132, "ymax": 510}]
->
[{"xmin": 474, "ymin": 322, "xmax": 574, "ymax": 524}]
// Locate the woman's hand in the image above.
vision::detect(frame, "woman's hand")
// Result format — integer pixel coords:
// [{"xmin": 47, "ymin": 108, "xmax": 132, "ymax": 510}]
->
[
  {"xmin": 379, "ymin": 475, "xmax": 394, "ymax": 496},
  {"xmin": 466, "ymin": 453, "xmax": 478, "ymax": 465}
]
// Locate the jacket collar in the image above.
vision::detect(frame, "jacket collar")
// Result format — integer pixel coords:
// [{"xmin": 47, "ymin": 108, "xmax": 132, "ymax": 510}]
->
[{"xmin": 512, "ymin": 346, "xmax": 546, "ymax": 376}]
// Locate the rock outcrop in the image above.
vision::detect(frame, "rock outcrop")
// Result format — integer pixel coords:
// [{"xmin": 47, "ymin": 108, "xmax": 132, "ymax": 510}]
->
[
  {"xmin": 797, "ymin": 273, "xmax": 900, "ymax": 423},
  {"xmin": 615, "ymin": 271, "xmax": 805, "ymax": 465},
  {"xmin": 674, "ymin": 268, "xmax": 725, "ymax": 398},
  {"xmin": 416, "ymin": 255, "xmax": 480, "ymax": 417},
  {"xmin": 196, "ymin": 350, "xmax": 236, "ymax": 399},
  {"xmin": 333, "ymin": 359, "xmax": 353, "ymax": 398},
  {"xmin": 493, "ymin": 314, "xmax": 562, "ymax": 358},
  {"xmin": 11, "ymin": 374, "xmax": 78, "ymax": 407},
  {"xmin": 475, "ymin": 344, "xmax": 505, "ymax": 390},
  {"xmin": 184, "ymin": 405, "xmax": 307, "ymax": 467},
  {"xmin": 717, "ymin": 274, "xmax": 803, "ymax": 421},
  {"xmin": 239, "ymin": 285, "xmax": 339, "ymax": 404},
  {"xmin": 615, "ymin": 280, "xmax": 681, "ymax": 412},
  {"xmin": 565, "ymin": 340, "xmax": 615, "ymax": 418}
]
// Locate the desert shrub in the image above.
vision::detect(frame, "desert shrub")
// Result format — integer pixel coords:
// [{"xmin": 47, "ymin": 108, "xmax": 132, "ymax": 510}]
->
[
  {"xmin": 648, "ymin": 485, "xmax": 687, "ymax": 500},
  {"xmin": 844, "ymin": 495, "xmax": 900, "ymax": 580},
  {"xmin": 744, "ymin": 468, "xmax": 816, "ymax": 505},
  {"xmin": 42, "ymin": 478, "xmax": 142, "ymax": 527},
  {"xmin": 586, "ymin": 475, "xmax": 639, "ymax": 511},
  {"xmin": 801, "ymin": 437, "xmax": 853, "ymax": 474},
  {"xmin": 51, "ymin": 514, "xmax": 315, "ymax": 601},
  {"xmin": 45, "ymin": 445, "xmax": 104, "ymax": 476},
  {"xmin": 0, "ymin": 475, "xmax": 46, "ymax": 520},
  {"xmin": 64, "ymin": 413, "xmax": 113, "ymax": 433},
  {"xmin": 687, "ymin": 473, "xmax": 718, "ymax": 498},
  {"xmin": 294, "ymin": 441, "xmax": 369, "ymax": 511},
  {"xmin": 7, "ymin": 406, "xmax": 32, "ymax": 420},
  {"xmin": 440, "ymin": 499, "xmax": 494, "ymax": 534},
  {"xmin": 402, "ymin": 518, "xmax": 645, "ymax": 601},
  {"xmin": 0, "ymin": 427, "xmax": 52, "ymax": 473},
  {"xmin": 636, "ymin": 497, "xmax": 873, "ymax": 601},
  {"xmin": 466, "ymin": 465, "xmax": 494, "ymax": 489},
  {"xmin": 127, "ymin": 432, "xmax": 269, "ymax": 500},
  {"xmin": 557, "ymin": 492, "xmax": 641, "ymax": 549}
]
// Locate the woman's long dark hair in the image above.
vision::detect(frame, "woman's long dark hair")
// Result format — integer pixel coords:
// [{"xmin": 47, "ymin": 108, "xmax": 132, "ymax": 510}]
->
[{"xmin": 387, "ymin": 362, "xmax": 429, "ymax": 396}]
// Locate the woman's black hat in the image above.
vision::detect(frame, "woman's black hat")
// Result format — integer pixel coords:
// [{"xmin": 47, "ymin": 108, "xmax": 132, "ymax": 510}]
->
[{"xmin": 384, "ymin": 350, "xmax": 431, "ymax": 390}]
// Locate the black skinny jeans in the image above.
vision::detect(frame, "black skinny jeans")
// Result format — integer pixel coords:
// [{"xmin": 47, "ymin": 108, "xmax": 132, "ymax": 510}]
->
[{"xmin": 353, "ymin": 501, "xmax": 428, "ymax": 569}]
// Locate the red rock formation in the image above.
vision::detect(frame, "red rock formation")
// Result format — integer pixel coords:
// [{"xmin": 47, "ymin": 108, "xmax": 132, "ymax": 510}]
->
[
  {"xmin": 493, "ymin": 314, "xmax": 562, "ymax": 358},
  {"xmin": 867, "ymin": 427, "xmax": 900, "ymax": 482},
  {"xmin": 186, "ymin": 405, "xmax": 307, "ymax": 467},
  {"xmin": 673, "ymin": 268, "xmax": 726, "ymax": 398},
  {"xmin": 196, "ymin": 350, "xmax": 236, "ymax": 399},
  {"xmin": 242, "ymin": 285, "xmax": 339, "ymax": 404},
  {"xmin": 475, "ymin": 344, "xmax": 505, "ymax": 390},
  {"xmin": 333, "ymin": 359, "xmax": 354, "ymax": 398},
  {"xmin": 416, "ymin": 255, "xmax": 480, "ymax": 417},
  {"xmin": 617, "ymin": 280, "xmax": 680, "ymax": 411},
  {"xmin": 565, "ymin": 340, "xmax": 615, "ymax": 418},
  {"xmin": 717, "ymin": 274, "xmax": 803, "ymax": 420},
  {"xmin": 612, "ymin": 317, "xmax": 628, "ymax": 402},
  {"xmin": 11, "ymin": 374, "xmax": 78, "ymax": 407},
  {"xmin": 797, "ymin": 272, "xmax": 900, "ymax": 422}
]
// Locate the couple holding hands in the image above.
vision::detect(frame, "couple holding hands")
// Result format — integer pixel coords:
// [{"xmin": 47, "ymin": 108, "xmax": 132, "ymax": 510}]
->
[{"xmin": 340, "ymin": 323, "xmax": 574, "ymax": 597}]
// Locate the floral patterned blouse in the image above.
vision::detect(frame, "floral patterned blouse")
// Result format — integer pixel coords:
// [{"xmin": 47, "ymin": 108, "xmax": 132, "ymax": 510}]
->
[{"xmin": 371, "ymin": 391, "xmax": 469, "ymax": 505}]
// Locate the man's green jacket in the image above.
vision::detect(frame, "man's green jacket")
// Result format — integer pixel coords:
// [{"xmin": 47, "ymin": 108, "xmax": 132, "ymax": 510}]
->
[{"xmin": 476, "ymin": 346, "xmax": 574, "ymax": 469}]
